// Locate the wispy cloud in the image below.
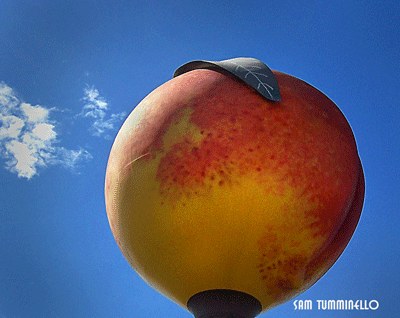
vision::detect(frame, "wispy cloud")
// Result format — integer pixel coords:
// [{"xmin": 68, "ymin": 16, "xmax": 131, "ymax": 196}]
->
[
  {"xmin": 80, "ymin": 86, "xmax": 126, "ymax": 138},
  {"xmin": 0, "ymin": 82, "xmax": 92, "ymax": 179}
]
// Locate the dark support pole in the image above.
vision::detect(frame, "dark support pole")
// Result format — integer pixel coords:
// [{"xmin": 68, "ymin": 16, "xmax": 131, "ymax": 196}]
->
[{"xmin": 187, "ymin": 289, "xmax": 262, "ymax": 318}]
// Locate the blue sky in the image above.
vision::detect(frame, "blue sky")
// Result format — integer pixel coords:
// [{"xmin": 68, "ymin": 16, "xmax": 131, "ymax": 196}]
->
[{"xmin": 1, "ymin": 1, "xmax": 399, "ymax": 317}]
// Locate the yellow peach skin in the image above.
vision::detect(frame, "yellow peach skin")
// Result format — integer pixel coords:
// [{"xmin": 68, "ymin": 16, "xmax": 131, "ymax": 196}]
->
[{"xmin": 105, "ymin": 69, "xmax": 364, "ymax": 312}]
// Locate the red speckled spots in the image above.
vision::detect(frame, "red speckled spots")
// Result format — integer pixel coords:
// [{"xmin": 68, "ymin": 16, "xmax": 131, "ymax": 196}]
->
[
  {"xmin": 155, "ymin": 71, "xmax": 359, "ymax": 236},
  {"xmin": 282, "ymin": 255, "xmax": 307, "ymax": 276},
  {"xmin": 257, "ymin": 253, "xmax": 308, "ymax": 300},
  {"xmin": 256, "ymin": 218, "xmax": 322, "ymax": 301},
  {"xmin": 276, "ymin": 278, "xmax": 294, "ymax": 293}
]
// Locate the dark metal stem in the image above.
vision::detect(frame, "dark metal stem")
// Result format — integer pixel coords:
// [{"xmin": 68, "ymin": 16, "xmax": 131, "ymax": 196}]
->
[{"xmin": 187, "ymin": 289, "xmax": 262, "ymax": 318}]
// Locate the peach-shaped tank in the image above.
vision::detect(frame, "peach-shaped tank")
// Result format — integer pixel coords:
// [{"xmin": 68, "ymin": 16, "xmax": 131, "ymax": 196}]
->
[{"xmin": 105, "ymin": 58, "xmax": 364, "ymax": 317}]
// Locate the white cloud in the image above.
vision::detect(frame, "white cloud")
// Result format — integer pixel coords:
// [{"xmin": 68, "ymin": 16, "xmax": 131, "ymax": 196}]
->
[
  {"xmin": 80, "ymin": 86, "xmax": 126, "ymax": 137},
  {"xmin": 83, "ymin": 87, "xmax": 108, "ymax": 110},
  {"xmin": 20, "ymin": 102, "xmax": 49, "ymax": 123},
  {"xmin": 0, "ymin": 115, "xmax": 24, "ymax": 139},
  {"xmin": 0, "ymin": 82, "xmax": 92, "ymax": 179},
  {"xmin": 31, "ymin": 123, "xmax": 57, "ymax": 141},
  {"xmin": 0, "ymin": 82, "xmax": 19, "ymax": 109},
  {"xmin": 48, "ymin": 147, "xmax": 92, "ymax": 170},
  {"xmin": 4, "ymin": 140, "xmax": 40, "ymax": 179}
]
